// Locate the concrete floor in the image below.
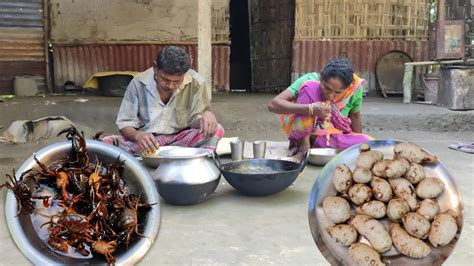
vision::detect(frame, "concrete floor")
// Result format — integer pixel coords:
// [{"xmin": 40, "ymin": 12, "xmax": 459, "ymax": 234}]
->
[{"xmin": 0, "ymin": 93, "xmax": 473, "ymax": 265}]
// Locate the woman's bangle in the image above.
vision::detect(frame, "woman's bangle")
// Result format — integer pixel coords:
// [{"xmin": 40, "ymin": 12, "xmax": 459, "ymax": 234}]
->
[{"xmin": 308, "ymin": 103, "xmax": 313, "ymax": 116}]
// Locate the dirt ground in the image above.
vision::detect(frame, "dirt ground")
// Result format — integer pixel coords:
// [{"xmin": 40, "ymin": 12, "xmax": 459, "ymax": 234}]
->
[{"xmin": 0, "ymin": 93, "xmax": 473, "ymax": 265}]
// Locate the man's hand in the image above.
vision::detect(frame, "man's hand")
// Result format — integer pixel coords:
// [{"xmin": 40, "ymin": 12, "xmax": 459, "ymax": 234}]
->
[
  {"xmin": 200, "ymin": 111, "xmax": 218, "ymax": 139},
  {"xmin": 134, "ymin": 131, "xmax": 160, "ymax": 154}
]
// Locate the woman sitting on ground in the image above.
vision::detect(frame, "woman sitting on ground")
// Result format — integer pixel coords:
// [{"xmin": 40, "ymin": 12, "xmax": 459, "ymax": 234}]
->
[{"xmin": 268, "ymin": 58, "xmax": 373, "ymax": 159}]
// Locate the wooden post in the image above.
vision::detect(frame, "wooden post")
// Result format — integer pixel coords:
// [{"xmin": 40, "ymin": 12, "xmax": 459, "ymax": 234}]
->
[
  {"xmin": 438, "ymin": 0, "xmax": 446, "ymax": 21},
  {"xmin": 198, "ymin": 0, "xmax": 212, "ymax": 100},
  {"xmin": 43, "ymin": 0, "xmax": 52, "ymax": 93},
  {"xmin": 403, "ymin": 64, "xmax": 414, "ymax": 103}
]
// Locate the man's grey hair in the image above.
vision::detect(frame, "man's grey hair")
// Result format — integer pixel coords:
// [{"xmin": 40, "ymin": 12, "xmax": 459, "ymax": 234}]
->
[{"xmin": 155, "ymin": 46, "xmax": 190, "ymax": 75}]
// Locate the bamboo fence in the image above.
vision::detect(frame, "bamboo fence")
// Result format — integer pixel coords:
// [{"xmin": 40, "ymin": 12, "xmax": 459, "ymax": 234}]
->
[{"xmin": 295, "ymin": 0, "xmax": 430, "ymax": 40}]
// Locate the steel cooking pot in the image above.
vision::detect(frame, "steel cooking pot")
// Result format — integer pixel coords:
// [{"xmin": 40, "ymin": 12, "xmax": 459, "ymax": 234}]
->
[{"xmin": 153, "ymin": 147, "xmax": 220, "ymax": 205}]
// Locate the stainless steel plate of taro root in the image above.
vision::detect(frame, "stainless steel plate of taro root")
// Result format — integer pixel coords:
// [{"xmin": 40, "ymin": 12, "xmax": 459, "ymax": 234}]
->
[{"xmin": 308, "ymin": 139, "xmax": 464, "ymax": 265}]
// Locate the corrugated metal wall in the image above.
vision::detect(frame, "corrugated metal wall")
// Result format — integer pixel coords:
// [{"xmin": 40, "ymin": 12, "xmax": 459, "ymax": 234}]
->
[
  {"xmin": 0, "ymin": 0, "xmax": 45, "ymax": 94},
  {"xmin": 292, "ymin": 40, "xmax": 429, "ymax": 90},
  {"xmin": 52, "ymin": 44, "xmax": 229, "ymax": 91},
  {"xmin": 211, "ymin": 45, "xmax": 230, "ymax": 91}
]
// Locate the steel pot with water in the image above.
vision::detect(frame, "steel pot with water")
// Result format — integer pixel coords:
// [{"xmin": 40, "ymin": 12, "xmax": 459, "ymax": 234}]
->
[{"xmin": 152, "ymin": 147, "xmax": 220, "ymax": 205}]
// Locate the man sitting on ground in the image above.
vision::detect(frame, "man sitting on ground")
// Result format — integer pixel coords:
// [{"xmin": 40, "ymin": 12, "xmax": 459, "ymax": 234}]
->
[{"xmin": 102, "ymin": 46, "xmax": 224, "ymax": 155}]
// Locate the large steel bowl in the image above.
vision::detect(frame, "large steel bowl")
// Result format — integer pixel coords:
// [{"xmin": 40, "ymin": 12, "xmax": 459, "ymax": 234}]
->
[
  {"xmin": 5, "ymin": 140, "xmax": 161, "ymax": 265},
  {"xmin": 308, "ymin": 139, "xmax": 464, "ymax": 265}
]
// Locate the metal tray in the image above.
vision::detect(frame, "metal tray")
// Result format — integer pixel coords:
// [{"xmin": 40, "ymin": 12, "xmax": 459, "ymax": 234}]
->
[{"xmin": 308, "ymin": 139, "xmax": 464, "ymax": 265}]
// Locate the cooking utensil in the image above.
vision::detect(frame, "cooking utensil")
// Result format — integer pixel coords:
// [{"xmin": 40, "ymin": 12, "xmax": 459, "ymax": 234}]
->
[
  {"xmin": 153, "ymin": 147, "xmax": 220, "ymax": 205},
  {"xmin": 307, "ymin": 148, "xmax": 340, "ymax": 166},
  {"xmin": 308, "ymin": 139, "xmax": 464, "ymax": 265},
  {"xmin": 252, "ymin": 141, "xmax": 267, "ymax": 159},
  {"xmin": 141, "ymin": 145, "xmax": 181, "ymax": 168},
  {"xmin": 5, "ymin": 140, "xmax": 160, "ymax": 265},
  {"xmin": 212, "ymin": 152, "xmax": 308, "ymax": 196}
]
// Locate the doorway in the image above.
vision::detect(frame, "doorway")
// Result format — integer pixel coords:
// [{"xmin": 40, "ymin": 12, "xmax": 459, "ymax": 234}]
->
[
  {"xmin": 247, "ymin": 0, "xmax": 295, "ymax": 92},
  {"xmin": 229, "ymin": 0, "xmax": 252, "ymax": 91}
]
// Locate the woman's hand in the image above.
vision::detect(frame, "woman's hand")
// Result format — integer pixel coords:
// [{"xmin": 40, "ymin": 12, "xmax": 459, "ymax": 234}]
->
[
  {"xmin": 134, "ymin": 131, "xmax": 159, "ymax": 154},
  {"xmin": 312, "ymin": 102, "xmax": 331, "ymax": 119}
]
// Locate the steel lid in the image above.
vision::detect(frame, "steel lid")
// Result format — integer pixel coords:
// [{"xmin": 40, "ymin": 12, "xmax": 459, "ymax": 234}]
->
[{"xmin": 159, "ymin": 147, "xmax": 211, "ymax": 159}]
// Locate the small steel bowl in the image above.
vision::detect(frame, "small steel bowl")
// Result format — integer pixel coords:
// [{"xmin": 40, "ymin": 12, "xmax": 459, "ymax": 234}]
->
[
  {"xmin": 308, "ymin": 148, "xmax": 340, "ymax": 166},
  {"xmin": 5, "ymin": 140, "xmax": 161, "ymax": 265},
  {"xmin": 141, "ymin": 145, "xmax": 181, "ymax": 168}
]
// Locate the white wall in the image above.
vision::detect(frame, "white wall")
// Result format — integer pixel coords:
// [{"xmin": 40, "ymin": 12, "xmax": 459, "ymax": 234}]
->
[{"xmin": 49, "ymin": 0, "xmax": 228, "ymax": 43}]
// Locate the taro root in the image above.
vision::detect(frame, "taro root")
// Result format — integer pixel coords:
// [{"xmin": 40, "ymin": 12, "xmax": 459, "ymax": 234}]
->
[
  {"xmin": 349, "ymin": 214, "xmax": 392, "ymax": 253},
  {"xmin": 359, "ymin": 143, "xmax": 371, "ymax": 152},
  {"xmin": 322, "ymin": 196, "xmax": 351, "ymax": 224},
  {"xmin": 384, "ymin": 158, "xmax": 410, "ymax": 179},
  {"xmin": 356, "ymin": 200, "xmax": 386, "ymax": 219},
  {"xmin": 372, "ymin": 160, "xmax": 390, "ymax": 177},
  {"xmin": 390, "ymin": 223, "xmax": 431, "ymax": 259},
  {"xmin": 416, "ymin": 199, "xmax": 440, "ymax": 221},
  {"xmin": 393, "ymin": 142, "xmax": 437, "ymax": 164},
  {"xmin": 332, "ymin": 164, "xmax": 353, "ymax": 194},
  {"xmin": 405, "ymin": 163, "xmax": 426, "ymax": 184},
  {"xmin": 387, "ymin": 198, "xmax": 410, "ymax": 222},
  {"xmin": 326, "ymin": 224, "xmax": 358, "ymax": 247},
  {"xmin": 353, "ymin": 167, "xmax": 373, "ymax": 184},
  {"xmin": 389, "ymin": 178, "xmax": 417, "ymax": 211},
  {"xmin": 348, "ymin": 184, "xmax": 373, "ymax": 206},
  {"xmin": 349, "ymin": 243, "xmax": 385, "ymax": 266},
  {"xmin": 357, "ymin": 150, "xmax": 384, "ymax": 170},
  {"xmin": 415, "ymin": 178, "xmax": 445, "ymax": 199},
  {"xmin": 371, "ymin": 176, "xmax": 392, "ymax": 203},
  {"xmin": 402, "ymin": 212, "xmax": 430, "ymax": 239},
  {"xmin": 429, "ymin": 211, "xmax": 458, "ymax": 247}
]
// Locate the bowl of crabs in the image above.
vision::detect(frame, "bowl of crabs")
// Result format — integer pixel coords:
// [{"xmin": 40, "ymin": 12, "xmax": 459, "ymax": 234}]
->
[{"xmin": 4, "ymin": 126, "xmax": 160, "ymax": 265}]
